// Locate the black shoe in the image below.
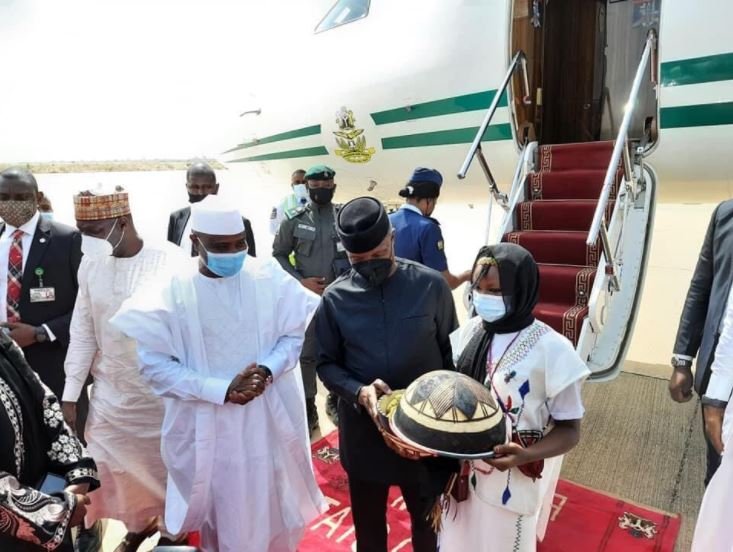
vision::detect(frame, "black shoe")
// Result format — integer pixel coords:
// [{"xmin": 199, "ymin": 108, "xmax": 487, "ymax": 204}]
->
[
  {"xmin": 306, "ymin": 398, "xmax": 319, "ymax": 437},
  {"xmin": 75, "ymin": 520, "xmax": 103, "ymax": 552},
  {"xmin": 325, "ymin": 393, "xmax": 339, "ymax": 425}
]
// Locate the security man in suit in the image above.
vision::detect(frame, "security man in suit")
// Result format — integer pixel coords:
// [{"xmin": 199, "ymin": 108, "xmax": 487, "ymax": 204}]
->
[
  {"xmin": 671, "ymin": 198, "xmax": 733, "ymax": 485},
  {"xmin": 389, "ymin": 167, "xmax": 471, "ymax": 290},
  {"xmin": 167, "ymin": 161, "xmax": 257, "ymax": 257},
  {"xmin": 0, "ymin": 168, "xmax": 87, "ymax": 437},
  {"xmin": 272, "ymin": 164, "xmax": 348, "ymax": 434}
]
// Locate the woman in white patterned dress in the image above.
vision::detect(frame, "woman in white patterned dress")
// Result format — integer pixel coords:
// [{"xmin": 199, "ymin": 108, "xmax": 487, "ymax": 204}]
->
[{"xmin": 439, "ymin": 244, "xmax": 589, "ymax": 552}]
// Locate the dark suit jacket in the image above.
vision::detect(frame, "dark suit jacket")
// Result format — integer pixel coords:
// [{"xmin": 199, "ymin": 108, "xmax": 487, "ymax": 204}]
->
[
  {"xmin": 674, "ymin": 199, "xmax": 733, "ymax": 393},
  {"xmin": 0, "ymin": 218, "xmax": 82, "ymax": 398},
  {"xmin": 167, "ymin": 206, "xmax": 256, "ymax": 257}
]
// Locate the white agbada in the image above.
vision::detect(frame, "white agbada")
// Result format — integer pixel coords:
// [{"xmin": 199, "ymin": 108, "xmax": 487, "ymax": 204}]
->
[
  {"xmin": 63, "ymin": 241, "xmax": 183, "ymax": 531},
  {"xmin": 691, "ymin": 285, "xmax": 733, "ymax": 551},
  {"xmin": 111, "ymin": 238, "xmax": 327, "ymax": 550},
  {"xmin": 439, "ymin": 317, "xmax": 589, "ymax": 552}
]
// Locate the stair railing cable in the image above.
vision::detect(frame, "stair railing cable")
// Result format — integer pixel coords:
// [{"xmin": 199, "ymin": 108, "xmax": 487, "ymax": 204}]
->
[
  {"xmin": 457, "ymin": 50, "xmax": 531, "ymax": 210},
  {"xmin": 586, "ymin": 29, "xmax": 657, "ymax": 292}
]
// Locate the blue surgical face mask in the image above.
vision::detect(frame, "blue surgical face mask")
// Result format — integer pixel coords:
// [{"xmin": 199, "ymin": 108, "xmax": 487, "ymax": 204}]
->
[
  {"xmin": 202, "ymin": 246, "xmax": 247, "ymax": 278},
  {"xmin": 39, "ymin": 212, "xmax": 54, "ymax": 222},
  {"xmin": 472, "ymin": 292, "xmax": 507, "ymax": 323},
  {"xmin": 292, "ymin": 183, "xmax": 308, "ymax": 203}
]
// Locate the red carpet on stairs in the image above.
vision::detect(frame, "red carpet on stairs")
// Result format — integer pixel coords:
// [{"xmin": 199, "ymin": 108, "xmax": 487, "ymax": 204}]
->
[
  {"xmin": 505, "ymin": 140, "xmax": 621, "ymax": 345},
  {"xmin": 302, "ymin": 432, "xmax": 681, "ymax": 551}
]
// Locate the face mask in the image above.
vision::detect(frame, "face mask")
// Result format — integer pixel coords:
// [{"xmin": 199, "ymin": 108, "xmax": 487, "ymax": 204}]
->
[
  {"xmin": 0, "ymin": 200, "xmax": 37, "ymax": 228},
  {"xmin": 473, "ymin": 292, "xmax": 507, "ymax": 323},
  {"xmin": 188, "ymin": 192, "xmax": 207, "ymax": 204},
  {"xmin": 293, "ymin": 184, "xmax": 308, "ymax": 203},
  {"xmin": 39, "ymin": 212, "xmax": 54, "ymax": 222},
  {"xmin": 309, "ymin": 187, "xmax": 334, "ymax": 205},
  {"xmin": 202, "ymin": 246, "xmax": 247, "ymax": 278},
  {"xmin": 80, "ymin": 219, "xmax": 123, "ymax": 258},
  {"xmin": 353, "ymin": 258, "xmax": 393, "ymax": 287}
]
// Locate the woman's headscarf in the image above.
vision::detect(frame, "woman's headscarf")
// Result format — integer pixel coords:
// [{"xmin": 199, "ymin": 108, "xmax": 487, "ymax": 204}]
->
[{"xmin": 457, "ymin": 243, "xmax": 540, "ymax": 383}]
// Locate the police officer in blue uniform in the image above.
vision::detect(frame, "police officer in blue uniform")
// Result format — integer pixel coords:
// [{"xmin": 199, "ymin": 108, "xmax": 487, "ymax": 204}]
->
[{"xmin": 389, "ymin": 167, "xmax": 471, "ymax": 289}]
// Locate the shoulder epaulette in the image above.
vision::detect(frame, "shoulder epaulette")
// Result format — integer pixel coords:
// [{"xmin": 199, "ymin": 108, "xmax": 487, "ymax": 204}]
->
[{"xmin": 285, "ymin": 205, "xmax": 307, "ymax": 220}]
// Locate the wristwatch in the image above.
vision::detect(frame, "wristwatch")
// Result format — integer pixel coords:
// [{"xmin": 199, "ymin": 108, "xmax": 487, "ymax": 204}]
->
[
  {"xmin": 671, "ymin": 355, "xmax": 692, "ymax": 369},
  {"xmin": 35, "ymin": 326, "xmax": 48, "ymax": 343},
  {"xmin": 701, "ymin": 395, "xmax": 728, "ymax": 409}
]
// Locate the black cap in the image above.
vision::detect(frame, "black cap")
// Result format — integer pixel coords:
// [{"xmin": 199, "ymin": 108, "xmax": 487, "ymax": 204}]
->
[
  {"xmin": 337, "ymin": 197, "xmax": 391, "ymax": 254},
  {"xmin": 398, "ymin": 167, "xmax": 443, "ymax": 198}
]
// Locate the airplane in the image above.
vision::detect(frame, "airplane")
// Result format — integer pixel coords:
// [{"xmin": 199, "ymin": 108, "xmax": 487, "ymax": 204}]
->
[{"xmin": 218, "ymin": 0, "xmax": 733, "ymax": 381}]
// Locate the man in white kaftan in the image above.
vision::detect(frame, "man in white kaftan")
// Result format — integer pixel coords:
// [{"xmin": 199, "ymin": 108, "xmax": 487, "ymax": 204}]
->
[
  {"xmin": 62, "ymin": 187, "xmax": 186, "ymax": 545},
  {"xmin": 111, "ymin": 195, "xmax": 327, "ymax": 552},
  {"xmin": 691, "ymin": 284, "xmax": 733, "ymax": 552}
]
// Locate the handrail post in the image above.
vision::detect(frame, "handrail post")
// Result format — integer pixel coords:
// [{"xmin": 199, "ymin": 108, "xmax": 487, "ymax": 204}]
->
[
  {"xmin": 586, "ymin": 32, "xmax": 655, "ymax": 247},
  {"xmin": 458, "ymin": 51, "xmax": 524, "ymax": 179},
  {"xmin": 622, "ymin": 138, "xmax": 636, "ymax": 198}
]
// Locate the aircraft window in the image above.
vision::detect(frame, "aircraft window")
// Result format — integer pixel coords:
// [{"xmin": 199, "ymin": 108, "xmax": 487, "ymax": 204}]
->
[{"xmin": 315, "ymin": 0, "xmax": 370, "ymax": 33}]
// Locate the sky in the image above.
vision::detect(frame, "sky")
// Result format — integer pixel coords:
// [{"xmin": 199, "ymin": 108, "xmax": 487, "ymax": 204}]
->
[{"xmin": 0, "ymin": 0, "xmax": 330, "ymax": 162}]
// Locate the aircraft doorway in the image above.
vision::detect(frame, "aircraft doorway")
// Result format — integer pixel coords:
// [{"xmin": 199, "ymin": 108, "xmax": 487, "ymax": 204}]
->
[{"xmin": 511, "ymin": 0, "xmax": 661, "ymax": 146}]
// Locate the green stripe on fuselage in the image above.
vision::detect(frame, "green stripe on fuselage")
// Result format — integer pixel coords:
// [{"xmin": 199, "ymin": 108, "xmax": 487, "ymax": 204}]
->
[
  {"xmin": 371, "ymin": 90, "xmax": 508, "ymax": 125},
  {"xmin": 661, "ymin": 53, "xmax": 733, "ymax": 87},
  {"xmin": 228, "ymin": 146, "xmax": 329, "ymax": 163},
  {"xmin": 223, "ymin": 125, "xmax": 322, "ymax": 154},
  {"xmin": 660, "ymin": 101, "xmax": 733, "ymax": 128},
  {"xmin": 381, "ymin": 124, "xmax": 512, "ymax": 149}
]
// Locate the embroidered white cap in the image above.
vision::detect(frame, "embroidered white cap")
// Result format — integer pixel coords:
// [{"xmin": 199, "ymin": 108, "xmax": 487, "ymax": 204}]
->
[{"xmin": 191, "ymin": 195, "xmax": 245, "ymax": 235}]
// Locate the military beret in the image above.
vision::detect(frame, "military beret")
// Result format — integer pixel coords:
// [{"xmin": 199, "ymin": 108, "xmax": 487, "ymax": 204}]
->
[
  {"xmin": 399, "ymin": 167, "xmax": 443, "ymax": 198},
  {"xmin": 337, "ymin": 196, "xmax": 391, "ymax": 254},
  {"xmin": 305, "ymin": 165, "xmax": 336, "ymax": 181}
]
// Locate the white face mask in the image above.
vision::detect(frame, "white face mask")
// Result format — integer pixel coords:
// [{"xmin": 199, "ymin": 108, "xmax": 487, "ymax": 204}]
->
[
  {"xmin": 80, "ymin": 219, "xmax": 122, "ymax": 258},
  {"xmin": 472, "ymin": 292, "xmax": 507, "ymax": 323},
  {"xmin": 293, "ymin": 183, "xmax": 308, "ymax": 202}
]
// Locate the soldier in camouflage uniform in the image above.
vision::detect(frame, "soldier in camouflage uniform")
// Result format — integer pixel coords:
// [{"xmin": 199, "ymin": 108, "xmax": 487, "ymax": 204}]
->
[{"xmin": 272, "ymin": 165, "xmax": 348, "ymax": 434}]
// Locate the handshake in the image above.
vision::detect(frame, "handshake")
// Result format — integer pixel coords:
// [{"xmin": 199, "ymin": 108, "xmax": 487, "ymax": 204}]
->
[{"xmin": 226, "ymin": 363, "xmax": 273, "ymax": 405}]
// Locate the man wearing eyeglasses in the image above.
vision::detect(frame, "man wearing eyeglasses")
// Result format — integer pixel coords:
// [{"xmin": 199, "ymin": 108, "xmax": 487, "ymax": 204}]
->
[{"xmin": 272, "ymin": 165, "xmax": 349, "ymax": 435}]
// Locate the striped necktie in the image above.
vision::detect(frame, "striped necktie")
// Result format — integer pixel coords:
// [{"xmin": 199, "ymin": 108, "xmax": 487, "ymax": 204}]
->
[{"xmin": 7, "ymin": 229, "xmax": 24, "ymax": 323}]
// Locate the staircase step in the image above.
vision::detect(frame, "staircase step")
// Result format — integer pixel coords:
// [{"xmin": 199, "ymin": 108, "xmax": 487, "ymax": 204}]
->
[
  {"xmin": 534, "ymin": 301, "xmax": 589, "ymax": 345},
  {"xmin": 504, "ymin": 231, "xmax": 601, "ymax": 266},
  {"xmin": 538, "ymin": 140, "xmax": 616, "ymax": 172},
  {"xmin": 527, "ymin": 169, "xmax": 621, "ymax": 201},
  {"xmin": 537, "ymin": 264, "xmax": 596, "ymax": 307},
  {"xmin": 516, "ymin": 200, "xmax": 614, "ymax": 232}
]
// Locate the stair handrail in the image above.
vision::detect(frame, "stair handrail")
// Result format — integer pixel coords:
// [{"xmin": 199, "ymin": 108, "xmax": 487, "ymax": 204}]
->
[
  {"xmin": 586, "ymin": 29, "xmax": 657, "ymax": 289},
  {"xmin": 457, "ymin": 50, "xmax": 531, "ymax": 208}
]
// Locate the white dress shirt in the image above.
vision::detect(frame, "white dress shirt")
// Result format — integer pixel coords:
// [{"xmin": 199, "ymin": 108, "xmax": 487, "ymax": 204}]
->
[
  {"xmin": 706, "ymin": 284, "xmax": 733, "ymax": 401},
  {"xmin": 0, "ymin": 211, "xmax": 55, "ymax": 340}
]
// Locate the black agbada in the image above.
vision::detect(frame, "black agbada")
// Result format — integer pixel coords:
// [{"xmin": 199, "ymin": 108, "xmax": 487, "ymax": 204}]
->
[
  {"xmin": 316, "ymin": 258, "xmax": 458, "ymax": 483},
  {"xmin": 456, "ymin": 243, "xmax": 540, "ymax": 383},
  {"xmin": 0, "ymin": 333, "xmax": 99, "ymax": 551}
]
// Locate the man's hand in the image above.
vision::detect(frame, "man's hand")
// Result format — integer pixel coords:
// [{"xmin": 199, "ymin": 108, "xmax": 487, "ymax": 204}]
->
[
  {"xmin": 669, "ymin": 366, "xmax": 694, "ymax": 403},
  {"xmin": 483, "ymin": 442, "xmax": 534, "ymax": 471},
  {"xmin": 459, "ymin": 269, "xmax": 473, "ymax": 284},
  {"xmin": 703, "ymin": 404, "xmax": 726, "ymax": 455},
  {"xmin": 300, "ymin": 277, "xmax": 327, "ymax": 296},
  {"xmin": 69, "ymin": 494, "xmax": 90, "ymax": 527},
  {"xmin": 358, "ymin": 379, "xmax": 392, "ymax": 423},
  {"xmin": 62, "ymin": 402, "xmax": 77, "ymax": 433},
  {"xmin": 1, "ymin": 322, "xmax": 37, "ymax": 348},
  {"xmin": 227, "ymin": 363, "xmax": 267, "ymax": 405}
]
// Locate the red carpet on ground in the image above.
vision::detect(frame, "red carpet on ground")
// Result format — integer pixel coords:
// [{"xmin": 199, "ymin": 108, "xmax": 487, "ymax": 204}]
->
[{"xmin": 301, "ymin": 432, "xmax": 680, "ymax": 551}]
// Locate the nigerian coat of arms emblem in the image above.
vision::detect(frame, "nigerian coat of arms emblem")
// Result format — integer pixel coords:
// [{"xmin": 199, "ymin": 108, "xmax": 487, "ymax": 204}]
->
[{"xmin": 333, "ymin": 106, "xmax": 376, "ymax": 163}]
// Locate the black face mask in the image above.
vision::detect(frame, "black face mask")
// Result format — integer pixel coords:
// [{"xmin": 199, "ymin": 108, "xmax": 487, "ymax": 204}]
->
[
  {"xmin": 353, "ymin": 258, "xmax": 393, "ymax": 287},
  {"xmin": 188, "ymin": 193, "xmax": 207, "ymax": 204},
  {"xmin": 309, "ymin": 187, "xmax": 334, "ymax": 205}
]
